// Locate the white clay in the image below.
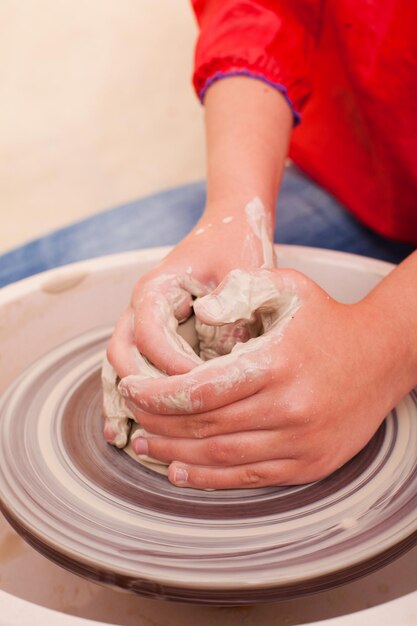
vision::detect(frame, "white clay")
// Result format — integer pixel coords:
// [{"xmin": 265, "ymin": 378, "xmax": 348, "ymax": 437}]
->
[
  {"xmin": 102, "ymin": 357, "xmax": 134, "ymax": 448},
  {"xmin": 244, "ymin": 197, "xmax": 276, "ymax": 269}
]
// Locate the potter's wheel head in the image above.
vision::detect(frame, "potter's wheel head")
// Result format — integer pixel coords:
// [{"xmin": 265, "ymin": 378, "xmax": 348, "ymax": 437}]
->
[{"xmin": 1, "ymin": 326, "xmax": 417, "ymax": 604}]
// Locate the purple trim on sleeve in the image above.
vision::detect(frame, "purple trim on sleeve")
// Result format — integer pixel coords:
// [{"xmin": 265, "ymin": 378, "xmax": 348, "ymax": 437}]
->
[{"xmin": 199, "ymin": 70, "xmax": 301, "ymax": 125}]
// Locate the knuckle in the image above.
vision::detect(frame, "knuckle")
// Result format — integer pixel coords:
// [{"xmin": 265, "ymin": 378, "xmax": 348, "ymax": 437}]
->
[
  {"xmin": 206, "ymin": 439, "xmax": 233, "ymax": 465},
  {"xmin": 192, "ymin": 418, "xmax": 214, "ymax": 439},
  {"xmin": 185, "ymin": 469, "xmax": 211, "ymax": 490},
  {"xmin": 134, "ymin": 325, "xmax": 150, "ymax": 352},
  {"xmin": 189, "ymin": 385, "xmax": 204, "ymax": 413},
  {"xmin": 297, "ymin": 456, "xmax": 333, "ymax": 483},
  {"xmin": 132, "ymin": 276, "xmax": 152, "ymax": 302},
  {"xmin": 283, "ymin": 397, "xmax": 315, "ymax": 428},
  {"xmin": 241, "ymin": 467, "xmax": 265, "ymax": 486},
  {"xmin": 285, "ymin": 434, "xmax": 304, "ymax": 458},
  {"xmin": 106, "ymin": 341, "xmax": 115, "ymax": 365},
  {"xmin": 281, "ymin": 268, "xmax": 309, "ymax": 290},
  {"xmin": 106, "ymin": 329, "xmax": 121, "ymax": 362}
]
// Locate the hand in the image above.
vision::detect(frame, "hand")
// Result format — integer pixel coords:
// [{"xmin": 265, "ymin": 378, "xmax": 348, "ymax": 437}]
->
[
  {"xmin": 107, "ymin": 197, "xmax": 275, "ymax": 379},
  {"xmin": 118, "ymin": 268, "xmax": 411, "ymax": 490},
  {"xmin": 104, "ymin": 199, "xmax": 275, "ymax": 446}
]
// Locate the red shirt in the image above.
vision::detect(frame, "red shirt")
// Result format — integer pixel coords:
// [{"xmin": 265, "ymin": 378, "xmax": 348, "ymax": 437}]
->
[{"xmin": 192, "ymin": 1, "xmax": 417, "ymax": 245}]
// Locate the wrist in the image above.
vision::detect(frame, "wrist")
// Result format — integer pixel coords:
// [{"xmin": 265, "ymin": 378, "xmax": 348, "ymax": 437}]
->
[
  {"xmin": 356, "ymin": 296, "xmax": 417, "ymax": 403},
  {"xmin": 364, "ymin": 255, "xmax": 417, "ymax": 390},
  {"xmin": 202, "ymin": 196, "xmax": 275, "ymax": 237},
  {"xmin": 204, "ymin": 76, "xmax": 291, "ymax": 231}
]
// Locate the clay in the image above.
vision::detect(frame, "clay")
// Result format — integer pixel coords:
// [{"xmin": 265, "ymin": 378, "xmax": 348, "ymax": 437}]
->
[{"xmin": 244, "ymin": 197, "xmax": 275, "ymax": 268}]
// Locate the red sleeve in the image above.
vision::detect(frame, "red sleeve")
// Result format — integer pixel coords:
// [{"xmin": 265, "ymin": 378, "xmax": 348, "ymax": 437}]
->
[{"xmin": 191, "ymin": 0, "xmax": 323, "ymax": 122}]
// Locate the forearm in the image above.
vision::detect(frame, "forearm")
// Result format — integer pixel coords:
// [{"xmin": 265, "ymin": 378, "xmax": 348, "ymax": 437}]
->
[
  {"xmin": 363, "ymin": 249, "xmax": 417, "ymax": 392},
  {"xmin": 203, "ymin": 77, "xmax": 293, "ymax": 225}
]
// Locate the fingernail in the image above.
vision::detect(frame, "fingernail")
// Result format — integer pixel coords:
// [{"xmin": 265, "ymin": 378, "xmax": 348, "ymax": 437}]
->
[
  {"xmin": 173, "ymin": 467, "xmax": 188, "ymax": 484},
  {"xmin": 132, "ymin": 437, "xmax": 148, "ymax": 456},
  {"xmin": 103, "ymin": 423, "xmax": 115, "ymax": 443}
]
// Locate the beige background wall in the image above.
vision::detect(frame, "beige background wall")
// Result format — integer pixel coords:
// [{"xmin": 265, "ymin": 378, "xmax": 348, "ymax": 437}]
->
[{"xmin": 0, "ymin": 0, "xmax": 205, "ymax": 253}]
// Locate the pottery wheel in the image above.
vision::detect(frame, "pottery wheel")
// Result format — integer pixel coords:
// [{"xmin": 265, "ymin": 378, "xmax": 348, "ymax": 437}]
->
[{"xmin": 1, "ymin": 327, "xmax": 417, "ymax": 605}]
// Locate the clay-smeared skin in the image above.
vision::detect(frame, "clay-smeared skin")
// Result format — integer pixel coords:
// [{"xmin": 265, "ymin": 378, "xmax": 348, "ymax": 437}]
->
[
  {"xmin": 106, "ymin": 196, "xmax": 277, "ymax": 381},
  {"xmin": 104, "ymin": 268, "xmax": 299, "ymax": 459},
  {"xmin": 1, "ymin": 328, "xmax": 417, "ymax": 603},
  {"xmin": 104, "ymin": 196, "xmax": 278, "ymax": 457}
]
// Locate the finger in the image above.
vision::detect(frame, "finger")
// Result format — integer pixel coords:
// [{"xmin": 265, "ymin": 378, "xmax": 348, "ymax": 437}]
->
[
  {"xmin": 133, "ymin": 287, "xmax": 201, "ymax": 375},
  {"xmin": 167, "ymin": 459, "xmax": 300, "ymax": 490},
  {"xmin": 126, "ymin": 394, "xmax": 279, "ymax": 439},
  {"xmin": 119, "ymin": 350, "xmax": 268, "ymax": 415},
  {"xmin": 102, "ymin": 351, "xmax": 134, "ymax": 447},
  {"xmin": 104, "ymin": 308, "xmax": 166, "ymax": 447},
  {"xmin": 131, "ymin": 430, "xmax": 301, "ymax": 467},
  {"xmin": 107, "ymin": 308, "xmax": 142, "ymax": 378},
  {"xmin": 102, "ymin": 413, "xmax": 132, "ymax": 448}
]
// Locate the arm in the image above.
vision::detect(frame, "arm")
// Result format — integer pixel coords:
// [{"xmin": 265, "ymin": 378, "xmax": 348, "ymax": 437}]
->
[
  {"xmin": 107, "ymin": 76, "xmax": 293, "ymax": 381},
  {"xmin": 108, "ymin": 0, "xmax": 321, "ymax": 376},
  {"xmin": 108, "ymin": 0, "xmax": 318, "ymax": 381},
  {"xmin": 360, "ymin": 250, "xmax": 417, "ymax": 393},
  {"xmin": 106, "ymin": 0, "xmax": 319, "ymax": 446},
  {"xmin": 203, "ymin": 75, "xmax": 292, "ymax": 237}
]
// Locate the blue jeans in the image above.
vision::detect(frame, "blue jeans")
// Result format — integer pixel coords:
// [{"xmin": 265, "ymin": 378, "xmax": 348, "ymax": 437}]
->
[{"xmin": 0, "ymin": 165, "xmax": 414, "ymax": 288}]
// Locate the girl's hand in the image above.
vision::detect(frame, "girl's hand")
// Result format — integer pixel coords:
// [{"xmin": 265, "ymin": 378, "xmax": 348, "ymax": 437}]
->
[
  {"xmin": 118, "ymin": 268, "xmax": 414, "ymax": 490},
  {"xmin": 106, "ymin": 197, "xmax": 275, "ymax": 379}
]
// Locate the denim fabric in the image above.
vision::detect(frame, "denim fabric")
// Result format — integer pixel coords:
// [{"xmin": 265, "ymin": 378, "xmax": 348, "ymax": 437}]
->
[{"xmin": 0, "ymin": 165, "xmax": 414, "ymax": 288}]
